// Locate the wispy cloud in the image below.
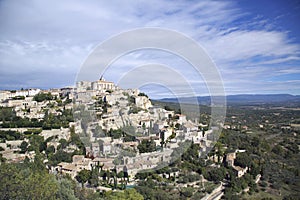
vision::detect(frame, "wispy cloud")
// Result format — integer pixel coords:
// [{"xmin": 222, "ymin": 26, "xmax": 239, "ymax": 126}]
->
[{"xmin": 0, "ymin": 0, "xmax": 299, "ymax": 96}]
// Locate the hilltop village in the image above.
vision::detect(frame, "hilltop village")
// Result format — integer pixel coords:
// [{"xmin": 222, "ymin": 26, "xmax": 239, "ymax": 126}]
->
[
  {"xmin": 0, "ymin": 77, "xmax": 215, "ymax": 177},
  {"xmin": 1, "ymin": 77, "xmax": 299, "ymax": 199},
  {"xmin": 73, "ymin": 77, "xmax": 218, "ymax": 175}
]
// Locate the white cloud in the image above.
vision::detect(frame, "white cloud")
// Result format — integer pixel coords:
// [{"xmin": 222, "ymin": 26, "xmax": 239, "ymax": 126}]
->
[
  {"xmin": 203, "ymin": 30, "xmax": 299, "ymax": 62},
  {"xmin": 0, "ymin": 0, "xmax": 299, "ymax": 96}
]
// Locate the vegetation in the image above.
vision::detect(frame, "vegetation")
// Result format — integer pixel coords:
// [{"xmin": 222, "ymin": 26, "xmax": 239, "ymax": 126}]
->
[
  {"xmin": 0, "ymin": 130, "xmax": 23, "ymax": 142},
  {"xmin": 1, "ymin": 91, "xmax": 299, "ymax": 199},
  {"xmin": 0, "ymin": 107, "xmax": 16, "ymax": 122},
  {"xmin": 128, "ymin": 105, "xmax": 143, "ymax": 114},
  {"xmin": 0, "ymin": 157, "xmax": 58, "ymax": 200},
  {"xmin": 76, "ymin": 169, "xmax": 91, "ymax": 187},
  {"xmin": 138, "ymin": 92, "xmax": 148, "ymax": 98},
  {"xmin": 48, "ymin": 150, "xmax": 73, "ymax": 166},
  {"xmin": 33, "ymin": 92, "xmax": 54, "ymax": 102},
  {"xmin": 137, "ymin": 139, "xmax": 156, "ymax": 153},
  {"xmin": 11, "ymin": 96, "xmax": 25, "ymax": 100},
  {"xmin": 132, "ymin": 101, "xmax": 300, "ymax": 199},
  {"xmin": 105, "ymin": 188, "xmax": 144, "ymax": 200},
  {"xmin": 0, "ymin": 107, "xmax": 73, "ymax": 129},
  {"xmin": 0, "ymin": 160, "xmax": 145, "ymax": 200}
]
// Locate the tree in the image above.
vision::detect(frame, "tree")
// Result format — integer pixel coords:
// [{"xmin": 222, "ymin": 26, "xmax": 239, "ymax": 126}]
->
[
  {"xmin": 160, "ymin": 130, "xmax": 165, "ymax": 148},
  {"xmin": 0, "ymin": 162, "xmax": 58, "ymax": 200},
  {"xmin": 175, "ymin": 123, "xmax": 181, "ymax": 130},
  {"xmin": 46, "ymin": 145, "xmax": 55, "ymax": 155},
  {"xmin": 234, "ymin": 153, "xmax": 251, "ymax": 168},
  {"xmin": 164, "ymin": 105, "xmax": 172, "ymax": 111},
  {"xmin": 33, "ymin": 92, "xmax": 53, "ymax": 102},
  {"xmin": 128, "ymin": 106, "xmax": 142, "ymax": 114},
  {"xmin": 108, "ymin": 128, "xmax": 123, "ymax": 139},
  {"xmin": 76, "ymin": 169, "xmax": 91, "ymax": 187},
  {"xmin": 251, "ymin": 136, "xmax": 260, "ymax": 147},
  {"xmin": 181, "ymin": 141, "xmax": 200, "ymax": 163},
  {"xmin": 57, "ymin": 178, "xmax": 78, "ymax": 200},
  {"xmin": 0, "ymin": 107, "xmax": 16, "ymax": 122},
  {"xmin": 123, "ymin": 133, "xmax": 136, "ymax": 142},
  {"xmin": 20, "ymin": 141, "xmax": 28, "ymax": 153},
  {"xmin": 215, "ymin": 142, "xmax": 225, "ymax": 163},
  {"xmin": 180, "ymin": 187, "xmax": 194, "ymax": 198},
  {"xmin": 138, "ymin": 92, "xmax": 148, "ymax": 98},
  {"xmin": 28, "ymin": 135, "xmax": 45, "ymax": 153},
  {"xmin": 137, "ymin": 139, "xmax": 156, "ymax": 153},
  {"xmin": 24, "ymin": 171, "xmax": 58, "ymax": 200},
  {"xmin": 272, "ymin": 144, "xmax": 285, "ymax": 156},
  {"xmin": 117, "ymin": 171, "xmax": 127, "ymax": 189},
  {"xmin": 0, "ymin": 130, "xmax": 23, "ymax": 141},
  {"xmin": 203, "ymin": 167, "xmax": 226, "ymax": 183},
  {"xmin": 105, "ymin": 188, "xmax": 144, "ymax": 200},
  {"xmin": 89, "ymin": 168, "xmax": 100, "ymax": 187},
  {"xmin": 59, "ymin": 138, "xmax": 68, "ymax": 149},
  {"xmin": 48, "ymin": 150, "xmax": 72, "ymax": 166},
  {"xmin": 0, "ymin": 163, "xmax": 23, "ymax": 199}
]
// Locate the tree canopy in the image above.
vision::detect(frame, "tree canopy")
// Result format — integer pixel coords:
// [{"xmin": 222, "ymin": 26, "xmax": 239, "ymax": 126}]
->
[{"xmin": 137, "ymin": 139, "xmax": 156, "ymax": 153}]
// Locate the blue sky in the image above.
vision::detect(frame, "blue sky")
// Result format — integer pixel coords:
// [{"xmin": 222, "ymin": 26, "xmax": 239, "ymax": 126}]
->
[{"xmin": 0, "ymin": 0, "xmax": 299, "ymax": 98}]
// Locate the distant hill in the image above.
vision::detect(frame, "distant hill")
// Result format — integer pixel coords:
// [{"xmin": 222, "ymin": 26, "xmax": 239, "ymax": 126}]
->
[{"xmin": 158, "ymin": 94, "xmax": 300, "ymax": 106}]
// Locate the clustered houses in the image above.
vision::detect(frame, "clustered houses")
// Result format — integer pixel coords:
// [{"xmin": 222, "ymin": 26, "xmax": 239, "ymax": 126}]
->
[
  {"xmin": 56, "ymin": 155, "xmax": 95, "ymax": 179},
  {"xmin": 0, "ymin": 137, "xmax": 35, "ymax": 163},
  {"xmin": 0, "ymin": 127, "xmax": 72, "ymax": 163},
  {"xmin": 0, "ymin": 86, "xmax": 75, "ymax": 164},
  {"xmin": 0, "ymin": 77, "xmax": 217, "ymax": 185},
  {"xmin": 0, "ymin": 88, "xmax": 41, "ymax": 102},
  {"xmin": 225, "ymin": 150, "xmax": 248, "ymax": 178},
  {"xmin": 0, "ymin": 87, "xmax": 73, "ymax": 120},
  {"xmin": 0, "ymin": 90, "xmax": 44, "ymax": 119},
  {"xmin": 71, "ymin": 77, "xmax": 216, "ymax": 179},
  {"xmin": 207, "ymin": 149, "xmax": 249, "ymax": 178}
]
